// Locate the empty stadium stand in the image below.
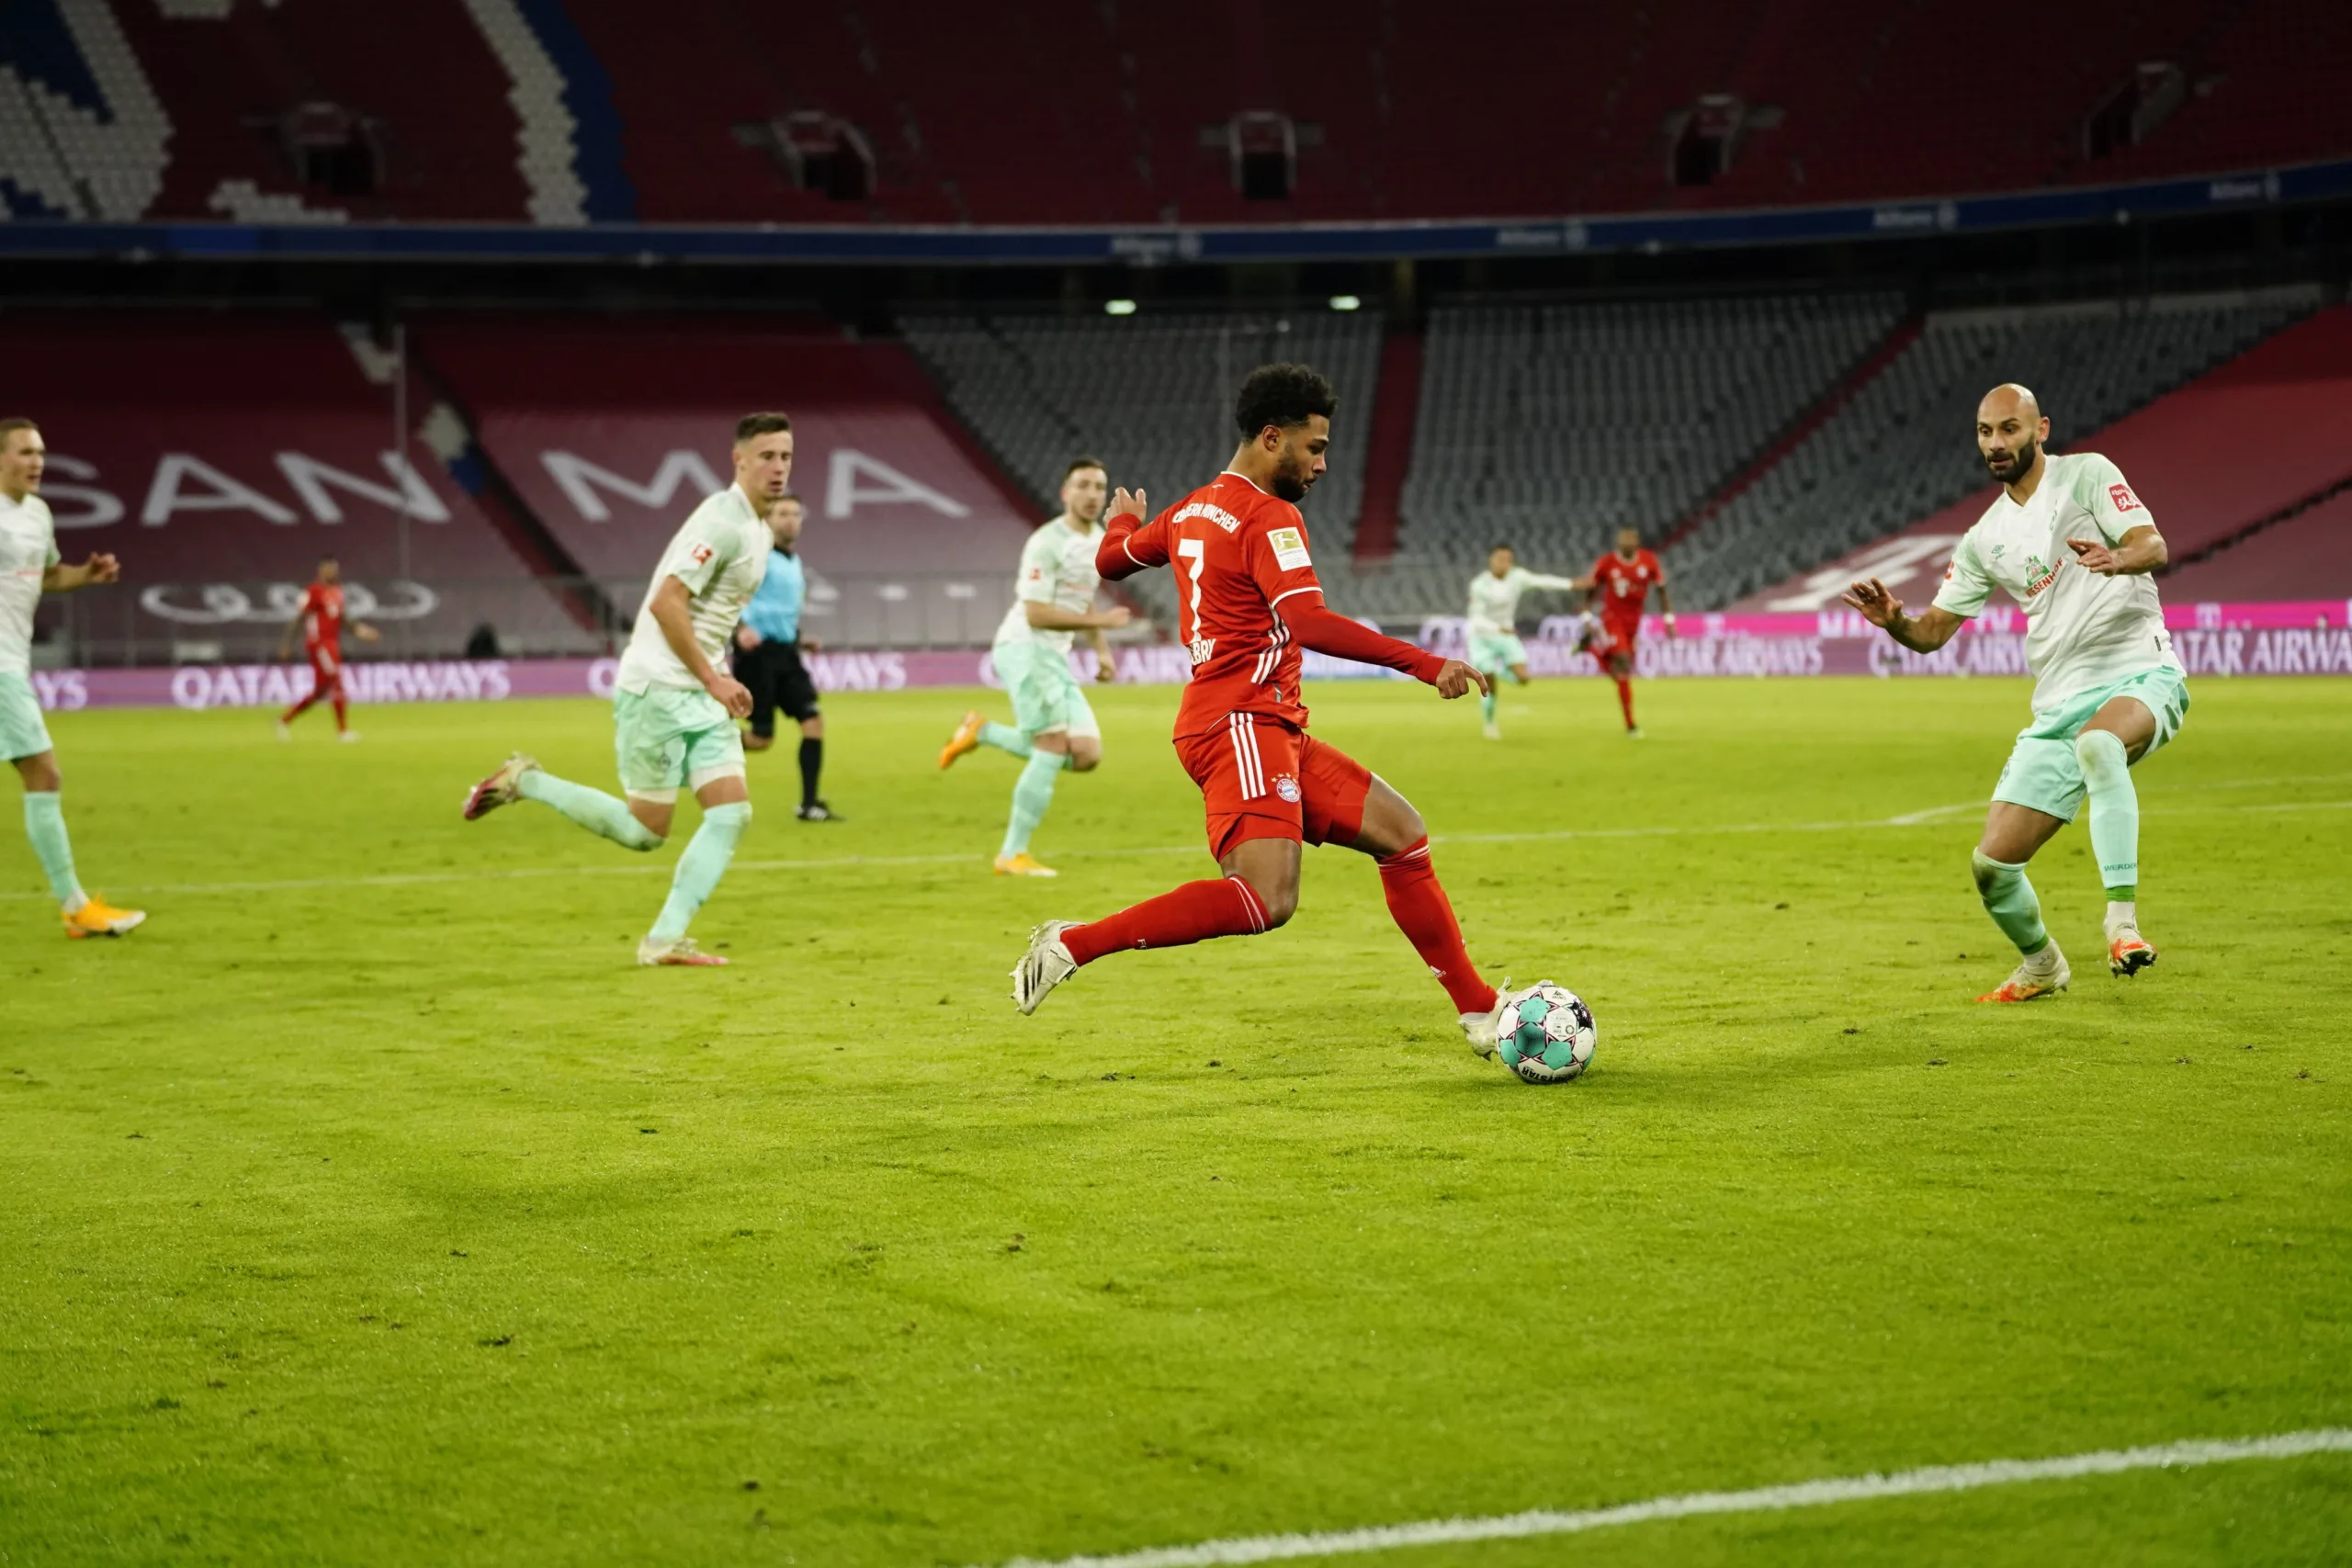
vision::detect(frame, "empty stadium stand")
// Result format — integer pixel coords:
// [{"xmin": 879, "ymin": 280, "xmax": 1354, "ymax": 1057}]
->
[
  {"xmin": 2161, "ymin": 490, "xmax": 2352, "ymax": 601},
  {"xmin": 1382, "ymin": 290, "xmax": 1905, "ymax": 611},
  {"xmin": 1676, "ymin": 288, "xmax": 2318, "ymax": 608},
  {"xmin": 899, "ymin": 306, "xmax": 1384, "ymax": 621},
  {"xmin": 3, "ymin": 310, "xmax": 584, "ymax": 663},
  {"xmin": 4, "ymin": 0, "xmax": 2344, "ymax": 228}
]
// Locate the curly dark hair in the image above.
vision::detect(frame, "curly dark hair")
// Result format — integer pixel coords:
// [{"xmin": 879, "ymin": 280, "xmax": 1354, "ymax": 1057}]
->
[{"xmin": 1233, "ymin": 363, "xmax": 1337, "ymax": 439}]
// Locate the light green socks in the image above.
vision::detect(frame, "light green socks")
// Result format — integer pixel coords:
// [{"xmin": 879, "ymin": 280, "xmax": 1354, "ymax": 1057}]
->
[
  {"xmin": 518, "ymin": 768, "xmax": 663, "ymax": 852},
  {"xmin": 978, "ymin": 722, "xmax": 1074, "ymax": 770},
  {"xmin": 1971, "ymin": 848, "xmax": 2052, "ymax": 958},
  {"xmin": 1001, "ymin": 750, "xmax": 1061, "ymax": 858},
  {"xmin": 1480, "ymin": 687, "xmax": 1498, "ymax": 726},
  {"xmin": 23, "ymin": 792, "xmax": 85, "ymax": 908},
  {"xmin": 650, "ymin": 801, "xmax": 752, "ymax": 942},
  {"xmin": 2075, "ymin": 729, "xmax": 2140, "ymax": 901}
]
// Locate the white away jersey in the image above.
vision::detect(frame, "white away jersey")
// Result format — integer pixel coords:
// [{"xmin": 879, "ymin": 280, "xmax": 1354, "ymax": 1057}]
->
[
  {"xmin": 616, "ymin": 485, "xmax": 772, "ymax": 694},
  {"xmin": 1466, "ymin": 566, "xmax": 1578, "ymax": 639},
  {"xmin": 1932, "ymin": 451, "xmax": 2179, "ymax": 708},
  {"xmin": 994, "ymin": 515, "xmax": 1104, "ymax": 654},
  {"xmin": 0, "ymin": 491, "xmax": 61, "ymax": 677}
]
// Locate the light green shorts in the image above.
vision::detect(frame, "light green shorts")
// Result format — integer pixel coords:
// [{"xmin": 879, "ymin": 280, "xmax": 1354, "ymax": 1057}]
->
[
  {"xmin": 613, "ymin": 685, "xmax": 744, "ymax": 800},
  {"xmin": 1467, "ymin": 632, "xmax": 1527, "ymax": 673},
  {"xmin": 0, "ymin": 671, "xmax": 54, "ymax": 761},
  {"xmin": 1992, "ymin": 665, "xmax": 2189, "ymax": 824},
  {"xmin": 992, "ymin": 640, "xmax": 1099, "ymax": 740}
]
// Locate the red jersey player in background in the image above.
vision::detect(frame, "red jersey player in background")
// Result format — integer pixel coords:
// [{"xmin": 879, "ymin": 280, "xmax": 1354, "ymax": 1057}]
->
[
  {"xmin": 1574, "ymin": 525, "xmax": 1676, "ymax": 737},
  {"xmin": 1012, "ymin": 364, "xmax": 1521, "ymax": 1056},
  {"xmin": 276, "ymin": 557, "xmax": 379, "ymax": 741}
]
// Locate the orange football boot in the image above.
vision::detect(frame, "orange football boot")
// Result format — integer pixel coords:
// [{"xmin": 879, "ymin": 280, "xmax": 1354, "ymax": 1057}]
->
[{"xmin": 939, "ymin": 711, "xmax": 986, "ymax": 770}]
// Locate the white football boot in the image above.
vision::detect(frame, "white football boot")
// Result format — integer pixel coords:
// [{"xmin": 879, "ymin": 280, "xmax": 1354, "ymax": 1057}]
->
[
  {"xmin": 1012, "ymin": 919, "xmax": 1080, "ymax": 1015},
  {"xmin": 2106, "ymin": 919, "xmax": 2158, "ymax": 978},
  {"xmin": 638, "ymin": 935, "xmax": 728, "ymax": 967},
  {"xmin": 1975, "ymin": 943, "xmax": 2070, "ymax": 1004},
  {"xmin": 461, "ymin": 752, "xmax": 537, "ymax": 820},
  {"xmin": 1460, "ymin": 980, "xmax": 1511, "ymax": 1058}
]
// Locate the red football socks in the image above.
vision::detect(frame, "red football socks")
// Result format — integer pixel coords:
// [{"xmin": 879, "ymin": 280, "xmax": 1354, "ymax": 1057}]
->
[
  {"xmin": 1614, "ymin": 677, "xmax": 1635, "ymax": 730},
  {"xmin": 332, "ymin": 695, "xmax": 348, "ymax": 731},
  {"xmin": 1064, "ymin": 875, "xmax": 1269, "ymax": 965},
  {"xmin": 1377, "ymin": 838, "xmax": 1497, "ymax": 1015}
]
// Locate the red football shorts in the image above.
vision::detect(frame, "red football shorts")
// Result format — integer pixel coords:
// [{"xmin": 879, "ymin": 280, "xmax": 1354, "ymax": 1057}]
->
[
  {"xmin": 1173, "ymin": 714, "xmax": 1373, "ymax": 862},
  {"xmin": 1590, "ymin": 620, "xmax": 1638, "ymax": 669},
  {"xmin": 308, "ymin": 648, "xmax": 343, "ymax": 694}
]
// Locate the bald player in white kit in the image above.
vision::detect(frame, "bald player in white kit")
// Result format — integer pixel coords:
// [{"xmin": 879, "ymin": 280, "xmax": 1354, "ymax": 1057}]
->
[{"xmin": 1842, "ymin": 384, "xmax": 2184, "ymax": 1003}]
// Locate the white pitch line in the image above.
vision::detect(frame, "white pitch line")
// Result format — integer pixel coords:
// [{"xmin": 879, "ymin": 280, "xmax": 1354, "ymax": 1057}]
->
[
  {"xmin": 4, "ymin": 798, "xmax": 2347, "ymax": 904},
  {"xmin": 983, "ymin": 1427, "xmax": 2352, "ymax": 1568}
]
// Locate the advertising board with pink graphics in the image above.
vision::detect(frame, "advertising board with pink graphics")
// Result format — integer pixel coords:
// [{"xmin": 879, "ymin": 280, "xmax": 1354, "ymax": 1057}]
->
[{"xmin": 28, "ymin": 600, "xmax": 2352, "ymax": 713}]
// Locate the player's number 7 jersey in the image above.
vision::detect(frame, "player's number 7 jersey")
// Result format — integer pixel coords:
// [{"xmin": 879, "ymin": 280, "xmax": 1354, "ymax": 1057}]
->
[{"xmin": 1117, "ymin": 472, "xmax": 1325, "ymax": 738}]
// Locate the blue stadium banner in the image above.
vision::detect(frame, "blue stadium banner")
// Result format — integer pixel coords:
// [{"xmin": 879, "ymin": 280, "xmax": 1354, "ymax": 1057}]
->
[{"xmin": 4, "ymin": 159, "xmax": 2346, "ymax": 267}]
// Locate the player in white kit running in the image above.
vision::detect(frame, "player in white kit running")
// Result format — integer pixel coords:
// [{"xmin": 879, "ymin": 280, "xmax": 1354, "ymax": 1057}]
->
[
  {"xmin": 461, "ymin": 413, "xmax": 795, "ymax": 966},
  {"xmin": 937, "ymin": 457, "xmax": 1130, "ymax": 876},
  {"xmin": 1843, "ymin": 384, "xmax": 2185, "ymax": 1003},
  {"xmin": 1464, "ymin": 545, "xmax": 1580, "ymax": 739}
]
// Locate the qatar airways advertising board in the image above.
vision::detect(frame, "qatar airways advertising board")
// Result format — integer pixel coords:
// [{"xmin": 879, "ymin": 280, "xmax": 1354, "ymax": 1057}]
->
[{"xmin": 28, "ymin": 602, "xmax": 2352, "ymax": 712}]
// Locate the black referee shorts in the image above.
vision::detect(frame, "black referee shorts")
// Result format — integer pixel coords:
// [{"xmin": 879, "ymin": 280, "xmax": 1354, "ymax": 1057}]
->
[{"xmin": 738, "ymin": 638, "xmax": 820, "ymax": 737}]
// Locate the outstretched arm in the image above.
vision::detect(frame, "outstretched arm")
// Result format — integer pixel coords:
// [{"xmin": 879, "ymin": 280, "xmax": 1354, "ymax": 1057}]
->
[
  {"xmin": 1275, "ymin": 593, "xmax": 1487, "ymax": 698},
  {"xmin": 1023, "ymin": 600, "xmax": 1130, "ymax": 632},
  {"xmin": 1840, "ymin": 578, "xmax": 1964, "ymax": 653}
]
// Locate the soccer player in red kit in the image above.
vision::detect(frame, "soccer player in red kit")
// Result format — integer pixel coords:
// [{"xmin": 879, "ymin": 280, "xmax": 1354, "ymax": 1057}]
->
[
  {"xmin": 1011, "ymin": 364, "xmax": 1518, "ymax": 1055},
  {"xmin": 1575, "ymin": 525, "xmax": 1676, "ymax": 737},
  {"xmin": 276, "ymin": 557, "xmax": 379, "ymax": 741}
]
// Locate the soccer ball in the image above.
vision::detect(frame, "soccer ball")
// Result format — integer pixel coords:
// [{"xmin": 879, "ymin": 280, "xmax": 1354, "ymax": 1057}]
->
[{"xmin": 1495, "ymin": 981, "xmax": 1597, "ymax": 1084}]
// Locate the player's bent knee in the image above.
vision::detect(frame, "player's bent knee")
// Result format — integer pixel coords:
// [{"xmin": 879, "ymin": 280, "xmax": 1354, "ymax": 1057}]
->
[{"xmin": 1254, "ymin": 884, "xmax": 1298, "ymax": 928}]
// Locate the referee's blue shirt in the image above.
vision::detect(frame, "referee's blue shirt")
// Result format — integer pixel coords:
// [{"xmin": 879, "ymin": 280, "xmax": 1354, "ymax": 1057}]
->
[{"xmin": 743, "ymin": 549, "xmax": 804, "ymax": 643}]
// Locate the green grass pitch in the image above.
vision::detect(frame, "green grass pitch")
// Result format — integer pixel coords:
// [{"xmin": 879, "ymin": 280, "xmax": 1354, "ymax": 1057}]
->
[{"xmin": 5, "ymin": 675, "xmax": 2348, "ymax": 1566}]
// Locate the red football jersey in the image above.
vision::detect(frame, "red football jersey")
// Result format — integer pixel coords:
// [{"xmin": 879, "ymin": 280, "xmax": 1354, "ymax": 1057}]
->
[
  {"xmin": 299, "ymin": 583, "xmax": 345, "ymax": 655},
  {"xmin": 1590, "ymin": 548, "xmax": 1664, "ymax": 624},
  {"xmin": 1112, "ymin": 472, "xmax": 1326, "ymax": 739}
]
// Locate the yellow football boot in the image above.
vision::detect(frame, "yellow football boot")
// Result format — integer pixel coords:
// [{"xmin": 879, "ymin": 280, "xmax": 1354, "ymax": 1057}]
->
[
  {"xmin": 993, "ymin": 852, "xmax": 1057, "ymax": 878},
  {"xmin": 64, "ymin": 894, "xmax": 146, "ymax": 939}
]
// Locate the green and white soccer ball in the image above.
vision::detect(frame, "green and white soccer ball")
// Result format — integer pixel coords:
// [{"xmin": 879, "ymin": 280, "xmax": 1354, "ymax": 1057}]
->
[{"xmin": 1495, "ymin": 981, "xmax": 1597, "ymax": 1083}]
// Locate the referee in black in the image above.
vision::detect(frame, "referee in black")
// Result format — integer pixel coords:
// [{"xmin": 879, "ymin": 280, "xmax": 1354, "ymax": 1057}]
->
[{"xmin": 732, "ymin": 493, "xmax": 835, "ymax": 820}]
